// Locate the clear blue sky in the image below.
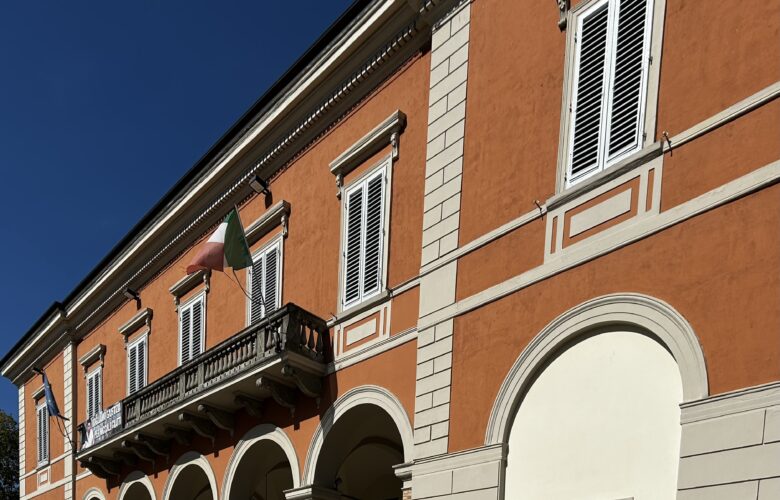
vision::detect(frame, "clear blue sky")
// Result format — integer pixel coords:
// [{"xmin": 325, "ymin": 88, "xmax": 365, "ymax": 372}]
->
[{"xmin": 0, "ymin": 1, "xmax": 353, "ymax": 418}]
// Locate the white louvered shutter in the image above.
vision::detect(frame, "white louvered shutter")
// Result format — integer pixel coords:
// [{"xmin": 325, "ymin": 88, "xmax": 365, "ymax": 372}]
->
[
  {"xmin": 362, "ymin": 171, "xmax": 384, "ymax": 296},
  {"xmin": 87, "ymin": 373, "xmax": 94, "ymax": 418},
  {"xmin": 264, "ymin": 244, "xmax": 279, "ymax": 315},
  {"xmin": 343, "ymin": 185, "xmax": 364, "ymax": 306},
  {"xmin": 191, "ymin": 299, "xmax": 203, "ymax": 358},
  {"xmin": 37, "ymin": 406, "xmax": 42, "ymax": 463},
  {"xmin": 606, "ymin": 0, "xmax": 651, "ymax": 159},
  {"xmin": 569, "ymin": 1, "xmax": 610, "ymax": 181},
  {"xmin": 128, "ymin": 344, "xmax": 138, "ymax": 394},
  {"xmin": 249, "ymin": 253, "xmax": 265, "ymax": 324},
  {"xmin": 87, "ymin": 369, "xmax": 101, "ymax": 418},
  {"xmin": 38, "ymin": 405, "xmax": 48, "ymax": 463},
  {"xmin": 180, "ymin": 305, "xmax": 192, "ymax": 364},
  {"xmin": 136, "ymin": 339, "xmax": 146, "ymax": 390}
]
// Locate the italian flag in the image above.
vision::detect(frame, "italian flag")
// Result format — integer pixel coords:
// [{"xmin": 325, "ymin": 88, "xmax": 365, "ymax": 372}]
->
[{"xmin": 187, "ymin": 208, "xmax": 253, "ymax": 274}]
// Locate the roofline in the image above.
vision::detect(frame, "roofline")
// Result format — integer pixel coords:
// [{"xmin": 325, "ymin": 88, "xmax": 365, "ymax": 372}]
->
[{"xmin": 0, "ymin": 0, "xmax": 372, "ymax": 371}]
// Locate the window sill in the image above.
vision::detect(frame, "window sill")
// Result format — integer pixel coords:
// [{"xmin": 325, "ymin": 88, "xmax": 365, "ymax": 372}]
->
[
  {"xmin": 331, "ymin": 290, "xmax": 390, "ymax": 326},
  {"xmin": 549, "ymin": 142, "xmax": 662, "ymax": 211}
]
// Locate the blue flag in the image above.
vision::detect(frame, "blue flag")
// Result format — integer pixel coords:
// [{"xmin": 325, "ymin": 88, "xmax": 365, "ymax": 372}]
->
[{"xmin": 41, "ymin": 373, "xmax": 64, "ymax": 420}]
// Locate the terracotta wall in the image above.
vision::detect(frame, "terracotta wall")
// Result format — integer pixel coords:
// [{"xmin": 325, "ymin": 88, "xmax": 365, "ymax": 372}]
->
[
  {"xmin": 60, "ymin": 49, "xmax": 429, "ymax": 498},
  {"xmin": 449, "ymin": 184, "xmax": 780, "ymax": 452}
]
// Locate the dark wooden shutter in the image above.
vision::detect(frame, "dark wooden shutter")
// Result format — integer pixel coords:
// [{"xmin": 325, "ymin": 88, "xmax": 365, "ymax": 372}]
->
[
  {"xmin": 606, "ymin": 0, "xmax": 649, "ymax": 158},
  {"xmin": 570, "ymin": 3, "xmax": 610, "ymax": 180}
]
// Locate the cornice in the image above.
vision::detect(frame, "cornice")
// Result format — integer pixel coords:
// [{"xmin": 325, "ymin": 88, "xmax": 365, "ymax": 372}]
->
[
  {"xmin": 245, "ymin": 200, "xmax": 291, "ymax": 244},
  {"xmin": 2, "ymin": 0, "xmax": 460, "ymax": 385},
  {"xmin": 117, "ymin": 308, "xmax": 153, "ymax": 337}
]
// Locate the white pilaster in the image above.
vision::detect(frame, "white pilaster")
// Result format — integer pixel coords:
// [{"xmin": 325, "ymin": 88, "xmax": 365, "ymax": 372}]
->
[
  {"xmin": 415, "ymin": 0, "xmax": 471, "ymax": 462},
  {"xmin": 63, "ymin": 341, "xmax": 75, "ymax": 500},
  {"xmin": 18, "ymin": 385, "xmax": 25, "ymax": 497}
]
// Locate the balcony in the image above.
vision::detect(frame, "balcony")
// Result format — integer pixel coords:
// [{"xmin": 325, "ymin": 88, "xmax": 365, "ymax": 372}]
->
[{"xmin": 77, "ymin": 303, "xmax": 329, "ymax": 478}]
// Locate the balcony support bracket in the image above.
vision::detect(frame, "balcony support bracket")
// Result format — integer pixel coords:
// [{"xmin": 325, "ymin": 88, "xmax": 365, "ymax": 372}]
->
[
  {"xmin": 197, "ymin": 404, "xmax": 235, "ymax": 437},
  {"xmin": 179, "ymin": 412, "xmax": 217, "ymax": 445},
  {"xmin": 122, "ymin": 439, "xmax": 156, "ymax": 465},
  {"xmin": 234, "ymin": 393, "xmax": 264, "ymax": 419},
  {"xmin": 113, "ymin": 451, "xmax": 138, "ymax": 467},
  {"xmin": 282, "ymin": 363, "xmax": 322, "ymax": 399},
  {"xmin": 257, "ymin": 376, "xmax": 297, "ymax": 416},
  {"xmin": 164, "ymin": 425, "xmax": 194, "ymax": 446},
  {"xmin": 134, "ymin": 433, "xmax": 171, "ymax": 459}
]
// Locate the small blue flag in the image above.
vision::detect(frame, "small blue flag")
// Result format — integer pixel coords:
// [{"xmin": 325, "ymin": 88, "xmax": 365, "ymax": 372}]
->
[{"xmin": 41, "ymin": 373, "xmax": 64, "ymax": 420}]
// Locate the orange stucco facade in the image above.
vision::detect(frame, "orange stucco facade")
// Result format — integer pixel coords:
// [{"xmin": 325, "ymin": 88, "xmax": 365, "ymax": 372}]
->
[{"xmin": 6, "ymin": 0, "xmax": 779, "ymax": 499}]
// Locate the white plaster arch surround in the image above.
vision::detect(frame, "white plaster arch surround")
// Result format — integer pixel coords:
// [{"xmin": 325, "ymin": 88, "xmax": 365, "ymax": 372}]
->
[
  {"xmin": 485, "ymin": 293, "xmax": 708, "ymax": 446},
  {"xmin": 221, "ymin": 423, "xmax": 301, "ymax": 499},
  {"xmin": 118, "ymin": 470, "xmax": 156, "ymax": 500},
  {"xmin": 162, "ymin": 451, "xmax": 219, "ymax": 500},
  {"xmin": 302, "ymin": 385, "xmax": 414, "ymax": 485},
  {"xmin": 83, "ymin": 486, "xmax": 107, "ymax": 500}
]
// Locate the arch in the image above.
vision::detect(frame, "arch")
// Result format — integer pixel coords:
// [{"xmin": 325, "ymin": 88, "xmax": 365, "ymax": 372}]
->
[
  {"xmin": 221, "ymin": 423, "xmax": 301, "ymax": 499},
  {"xmin": 82, "ymin": 487, "xmax": 107, "ymax": 500},
  {"xmin": 162, "ymin": 451, "xmax": 219, "ymax": 500},
  {"xmin": 302, "ymin": 385, "xmax": 414, "ymax": 485},
  {"xmin": 485, "ymin": 293, "xmax": 708, "ymax": 446},
  {"xmin": 118, "ymin": 470, "xmax": 156, "ymax": 500}
]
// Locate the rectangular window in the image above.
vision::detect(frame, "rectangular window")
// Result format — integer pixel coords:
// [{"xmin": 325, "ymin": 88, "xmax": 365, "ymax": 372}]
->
[
  {"xmin": 86, "ymin": 367, "xmax": 102, "ymax": 418},
  {"xmin": 247, "ymin": 239, "xmax": 282, "ymax": 325},
  {"xmin": 342, "ymin": 164, "xmax": 387, "ymax": 309},
  {"xmin": 127, "ymin": 336, "xmax": 147, "ymax": 395},
  {"xmin": 566, "ymin": 0, "xmax": 653, "ymax": 186},
  {"xmin": 36, "ymin": 403, "xmax": 48, "ymax": 466},
  {"xmin": 179, "ymin": 293, "xmax": 205, "ymax": 364}
]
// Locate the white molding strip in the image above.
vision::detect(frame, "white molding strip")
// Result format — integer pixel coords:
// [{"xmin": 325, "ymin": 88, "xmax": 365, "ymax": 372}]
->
[
  {"xmin": 328, "ymin": 327, "xmax": 417, "ymax": 373},
  {"xmin": 245, "ymin": 200, "xmax": 291, "ymax": 244},
  {"xmin": 419, "ymin": 159, "xmax": 780, "ymax": 331},
  {"xmin": 0, "ymin": 0, "xmax": 437, "ymax": 381},
  {"xmin": 681, "ymin": 380, "xmax": 780, "ymax": 424},
  {"xmin": 664, "ymin": 80, "xmax": 780, "ymax": 153}
]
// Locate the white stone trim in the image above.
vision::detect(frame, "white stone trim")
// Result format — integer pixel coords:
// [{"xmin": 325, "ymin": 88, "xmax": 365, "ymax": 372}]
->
[
  {"xmin": 82, "ymin": 487, "xmax": 106, "ymax": 500},
  {"xmin": 664, "ymin": 80, "xmax": 780, "ymax": 154},
  {"xmin": 118, "ymin": 308, "xmax": 153, "ymax": 337},
  {"xmin": 119, "ymin": 470, "xmax": 157, "ymax": 500},
  {"xmin": 162, "ymin": 452, "xmax": 218, "ymax": 500},
  {"xmin": 330, "ymin": 110, "xmax": 406, "ymax": 195},
  {"xmin": 18, "ymin": 385, "xmax": 25, "ymax": 496},
  {"xmin": 681, "ymin": 380, "xmax": 780, "ymax": 425},
  {"xmin": 245, "ymin": 200, "xmax": 291, "ymax": 244},
  {"xmin": 221, "ymin": 424, "xmax": 300, "ymax": 498},
  {"xmin": 302, "ymin": 385, "xmax": 414, "ymax": 485},
  {"xmin": 419, "ymin": 158, "xmax": 780, "ymax": 334},
  {"xmin": 486, "ymin": 293, "xmax": 708, "ymax": 446},
  {"xmin": 327, "ymin": 327, "xmax": 417, "ymax": 373}
]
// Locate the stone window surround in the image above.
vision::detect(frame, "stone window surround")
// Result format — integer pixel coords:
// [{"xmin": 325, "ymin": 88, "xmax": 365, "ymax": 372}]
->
[
  {"xmin": 555, "ymin": 0, "xmax": 666, "ymax": 192},
  {"xmin": 331, "ymin": 110, "xmax": 404, "ymax": 313}
]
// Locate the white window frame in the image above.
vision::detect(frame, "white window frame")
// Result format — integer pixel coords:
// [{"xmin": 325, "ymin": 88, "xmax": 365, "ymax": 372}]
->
[
  {"xmin": 556, "ymin": 0, "xmax": 665, "ymax": 191},
  {"xmin": 126, "ymin": 333, "xmax": 148, "ymax": 395},
  {"xmin": 339, "ymin": 156, "xmax": 392, "ymax": 311},
  {"xmin": 178, "ymin": 291, "xmax": 207, "ymax": 366},
  {"xmin": 36, "ymin": 402, "xmax": 49, "ymax": 467},
  {"xmin": 246, "ymin": 235, "xmax": 284, "ymax": 326},
  {"xmin": 85, "ymin": 366, "xmax": 102, "ymax": 419}
]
